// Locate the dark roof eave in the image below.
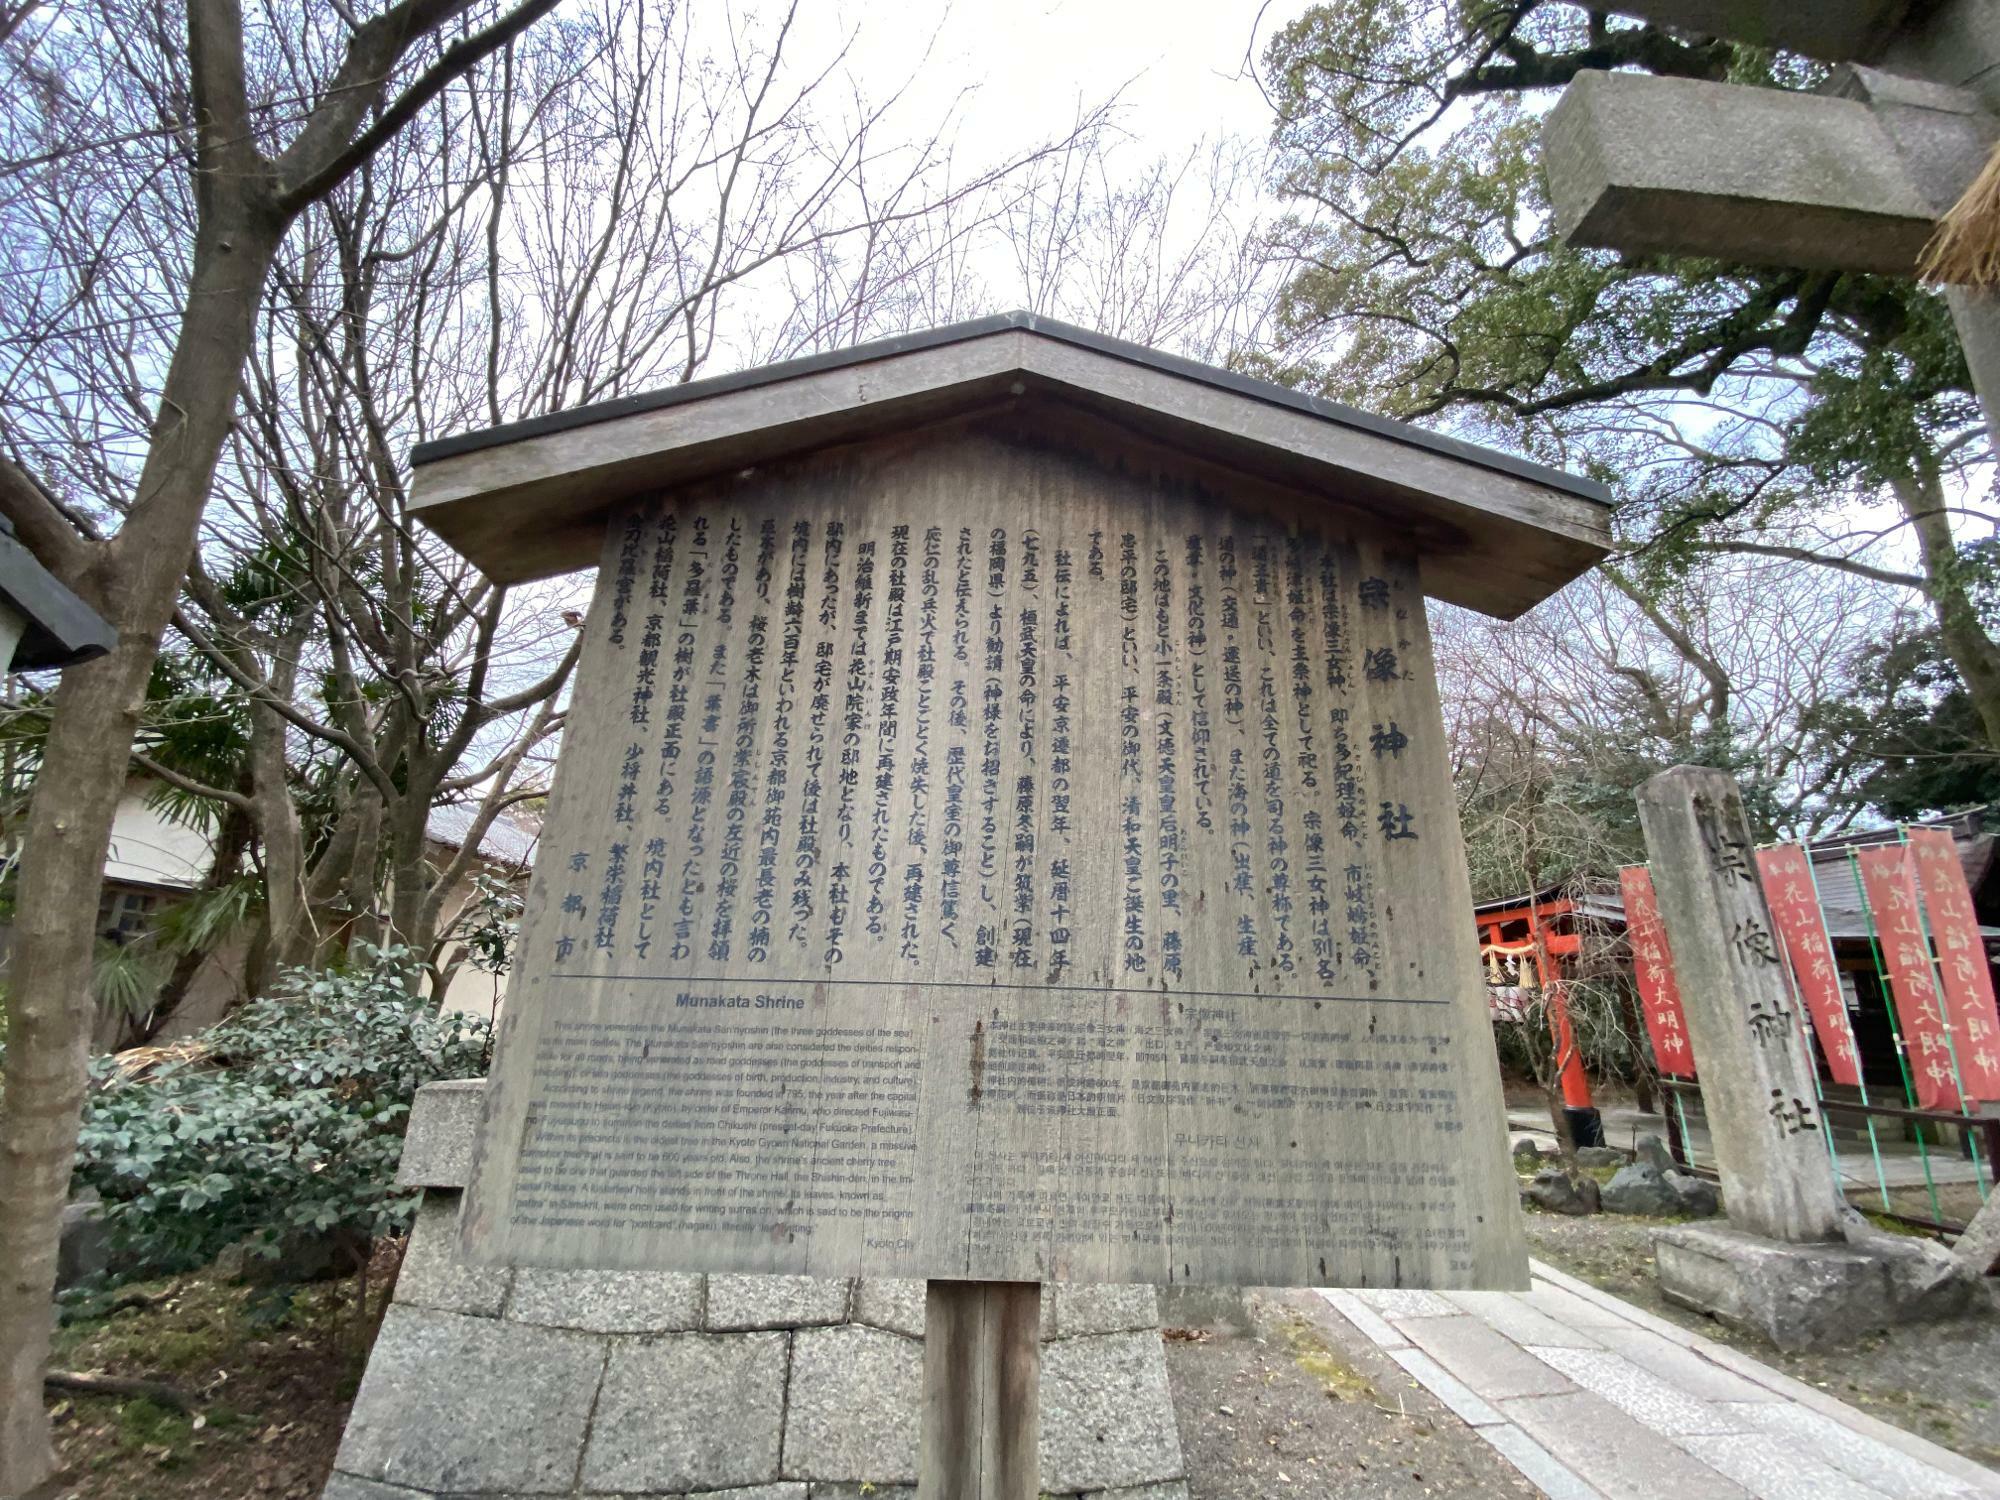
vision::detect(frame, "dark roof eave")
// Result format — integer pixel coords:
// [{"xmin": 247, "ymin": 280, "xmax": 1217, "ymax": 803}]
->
[{"xmin": 0, "ymin": 522, "xmax": 116, "ymax": 670}]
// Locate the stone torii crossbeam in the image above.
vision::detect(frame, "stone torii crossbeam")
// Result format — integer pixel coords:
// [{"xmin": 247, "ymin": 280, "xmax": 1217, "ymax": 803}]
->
[{"xmin": 1542, "ymin": 0, "xmax": 2000, "ymax": 440}]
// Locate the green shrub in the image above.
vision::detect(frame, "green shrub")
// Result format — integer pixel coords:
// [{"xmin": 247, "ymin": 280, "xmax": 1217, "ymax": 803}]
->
[{"xmin": 72, "ymin": 945, "xmax": 492, "ymax": 1282}]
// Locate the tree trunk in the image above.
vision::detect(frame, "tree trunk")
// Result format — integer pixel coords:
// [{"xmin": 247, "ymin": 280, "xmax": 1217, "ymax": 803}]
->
[
  {"xmin": 1618, "ymin": 983, "xmax": 1658, "ymax": 1115},
  {"xmin": 129, "ymin": 796, "xmax": 255, "ymax": 1046},
  {"xmin": 0, "ymin": 213, "xmax": 279, "ymax": 1495},
  {"xmin": 0, "ymin": 0, "xmax": 562, "ymax": 1474},
  {"xmin": 249, "ymin": 698, "xmax": 309, "ymax": 991},
  {"xmin": 1, "ymin": 684, "xmax": 173, "ymax": 1490},
  {"xmin": 1542, "ymin": 1081, "xmax": 1575, "ymax": 1158},
  {"xmin": 384, "ymin": 794, "xmax": 438, "ymax": 963},
  {"xmin": 293, "ymin": 778, "xmax": 386, "ymax": 961},
  {"xmin": 339, "ymin": 788, "xmax": 389, "ymax": 955},
  {"xmin": 1893, "ymin": 468, "xmax": 2000, "ymax": 750}
]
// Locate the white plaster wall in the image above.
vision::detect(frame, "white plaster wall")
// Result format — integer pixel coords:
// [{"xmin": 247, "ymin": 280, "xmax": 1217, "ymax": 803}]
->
[
  {"xmin": 423, "ymin": 857, "xmax": 514, "ymax": 1023},
  {"xmin": 102, "ymin": 787, "xmax": 212, "ymax": 888},
  {"xmin": 434, "ymin": 951, "xmax": 507, "ymax": 1023}
]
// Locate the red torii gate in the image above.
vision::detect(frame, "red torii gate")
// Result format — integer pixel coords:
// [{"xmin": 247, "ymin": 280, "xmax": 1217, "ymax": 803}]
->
[{"xmin": 1475, "ymin": 889, "xmax": 1599, "ymax": 1145}]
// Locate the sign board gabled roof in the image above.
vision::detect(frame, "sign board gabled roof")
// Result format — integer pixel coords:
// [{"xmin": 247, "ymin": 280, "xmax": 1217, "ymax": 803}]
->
[
  {"xmin": 0, "ymin": 515, "xmax": 115, "ymax": 671},
  {"xmin": 408, "ymin": 311, "xmax": 1612, "ymax": 620}
]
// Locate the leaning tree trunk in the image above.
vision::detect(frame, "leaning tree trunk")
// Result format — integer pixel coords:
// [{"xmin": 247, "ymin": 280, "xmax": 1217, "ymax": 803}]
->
[
  {"xmin": 1894, "ymin": 468, "xmax": 2000, "ymax": 750},
  {"xmin": 129, "ymin": 796, "xmax": 256, "ymax": 1046},
  {"xmin": 0, "ymin": 0, "xmax": 561, "ymax": 1476},
  {"xmin": 248, "ymin": 697, "xmax": 310, "ymax": 993},
  {"xmin": 0, "ymin": 643, "xmax": 147, "ymax": 1491},
  {"xmin": 0, "ymin": 214, "xmax": 280, "ymax": 1495}
]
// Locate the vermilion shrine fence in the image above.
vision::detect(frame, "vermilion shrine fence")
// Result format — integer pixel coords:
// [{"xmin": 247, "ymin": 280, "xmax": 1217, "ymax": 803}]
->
[{"xmin": 1622, "ymin": 826, "xmax": 2000, "ymax": 1232}]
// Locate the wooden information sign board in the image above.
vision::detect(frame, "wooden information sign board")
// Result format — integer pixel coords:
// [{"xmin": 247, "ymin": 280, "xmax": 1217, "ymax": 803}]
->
[
  {"xmin": 462, "ymin": 428, "xmax": 1529, "ymax": 1290},
  {"xmin": 413, "ymin": 319, "xmax": 1613, "ymax": 1497},
  {"xmin": 418, "ymin": 317, "xmax": 1609, "ymax": 1306}
]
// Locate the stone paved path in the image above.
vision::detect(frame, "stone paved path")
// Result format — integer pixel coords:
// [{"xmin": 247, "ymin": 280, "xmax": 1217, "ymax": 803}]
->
[{"xmin": 1320, "ymin": 1260, "xmax": 2000, "ymax": 1500}]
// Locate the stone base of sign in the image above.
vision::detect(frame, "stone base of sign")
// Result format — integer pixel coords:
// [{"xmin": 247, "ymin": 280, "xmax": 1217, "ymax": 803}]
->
[
  {"xmin": 1654, "ymin": 1220, "xmax": 1980, "ymax": 1351},
  {"xmin": 323, "ymin": 1082, "xmax": 1188, "ymax": 1499}
]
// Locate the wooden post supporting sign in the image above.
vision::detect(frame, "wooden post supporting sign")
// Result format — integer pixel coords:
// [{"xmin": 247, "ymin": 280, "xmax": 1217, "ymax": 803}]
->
[{"xmin": 921, "ymin": 1281, "xmax": 1040, "ymax": 1499}]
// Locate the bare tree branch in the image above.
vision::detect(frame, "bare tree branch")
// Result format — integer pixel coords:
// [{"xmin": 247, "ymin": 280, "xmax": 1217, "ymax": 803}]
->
[{"xmin": 276, "ymin": 0, "xmax": 561, "ymax": 214}]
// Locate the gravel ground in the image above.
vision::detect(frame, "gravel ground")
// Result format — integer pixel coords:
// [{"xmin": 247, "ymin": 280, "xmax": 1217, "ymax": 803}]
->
[
  {"xmin": 1161, "ymin": 1286, "xmax": 1541, "ymax": 1498},
  {"xmin": 1524, "ymin": 1209, "xmax": 2000, "ymax": 1466}
]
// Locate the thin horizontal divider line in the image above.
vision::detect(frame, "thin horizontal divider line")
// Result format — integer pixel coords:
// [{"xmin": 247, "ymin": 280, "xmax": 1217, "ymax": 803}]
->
[{"xmin": 544, "ymin": 973, "xmax": 1451, "ymax": 1005}]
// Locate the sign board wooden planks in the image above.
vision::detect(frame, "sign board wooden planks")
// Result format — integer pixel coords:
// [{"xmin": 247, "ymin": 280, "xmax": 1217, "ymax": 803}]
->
[
  {"xmin": 459, "ymin": 419, "xmax": 1529, "ymax": 1290},
  {"xmin": 405, "ymin": 315, "xmax": 1614, "ymax": 621}
]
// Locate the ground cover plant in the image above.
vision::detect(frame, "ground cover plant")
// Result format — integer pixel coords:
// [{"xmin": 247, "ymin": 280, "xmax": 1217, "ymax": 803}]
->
[{"xmin": 68, "ymin": 947, "xmax": 491, "ymax": 1289}]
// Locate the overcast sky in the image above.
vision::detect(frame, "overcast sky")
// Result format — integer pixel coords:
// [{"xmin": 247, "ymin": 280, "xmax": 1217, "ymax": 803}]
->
[
  {"xmin": 806, "ymin": 0, "xmax": 1281, "ymax": 184},
  {"xmin": 490, "ymin": 0, "xmax": 1302, "ymax": 670}
]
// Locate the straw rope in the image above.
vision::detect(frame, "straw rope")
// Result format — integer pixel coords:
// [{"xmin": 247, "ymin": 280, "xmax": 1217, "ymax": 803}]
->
[{"xmin": 1920, "ymin": 137, "xmax": 2000, "ymax": 288}]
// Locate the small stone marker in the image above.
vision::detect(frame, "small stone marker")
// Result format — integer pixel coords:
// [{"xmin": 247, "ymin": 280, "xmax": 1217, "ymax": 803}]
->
[
  {"xmin": 1634, "ymin": 767, "xmax": 1845, "ymax": 1244},
  {"xmin": 400, "ymin": 313, "xmax": 1616, "ymax": 1487}
]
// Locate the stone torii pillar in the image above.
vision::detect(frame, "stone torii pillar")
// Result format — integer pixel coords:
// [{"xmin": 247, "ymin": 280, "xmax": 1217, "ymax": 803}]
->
[{"xmin": 1542, "ymin": 0, "xmax": 2000, "ymax": 443}]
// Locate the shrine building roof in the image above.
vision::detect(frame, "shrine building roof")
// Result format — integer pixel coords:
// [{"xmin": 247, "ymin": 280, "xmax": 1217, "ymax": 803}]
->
[{"xmin": 408, "ymin": 311, "xmax": 1612, "ymax": 620}]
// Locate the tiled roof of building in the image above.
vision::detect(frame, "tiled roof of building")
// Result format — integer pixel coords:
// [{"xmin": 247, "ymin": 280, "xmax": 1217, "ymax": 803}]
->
[{"xmin": 425, "ymin": 801, "xmax": 540, "ymax": 868}]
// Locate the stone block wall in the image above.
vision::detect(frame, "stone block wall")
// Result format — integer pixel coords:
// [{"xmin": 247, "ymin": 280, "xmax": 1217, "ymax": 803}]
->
[{"xmin": 322, "ymin": 1083, "xmax": 1188, "ymax": 1499}]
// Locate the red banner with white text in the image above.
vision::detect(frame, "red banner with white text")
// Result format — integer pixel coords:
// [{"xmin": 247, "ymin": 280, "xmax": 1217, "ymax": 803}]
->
[
  {"xmin": 1856, "ymin": 844, "xmax": 1962, "ymax": 1110},
  {"xmin": 1755, "ymin": 845, "xmax": 1861, "ymax": 1085},
  {"xmin": 1620, "ymin": 866, "xmax": 1695, "ymax": 1079},
  {"xmin": 1907, "ymin": 828, "xmax": 2000, "ymax": 1102}
]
